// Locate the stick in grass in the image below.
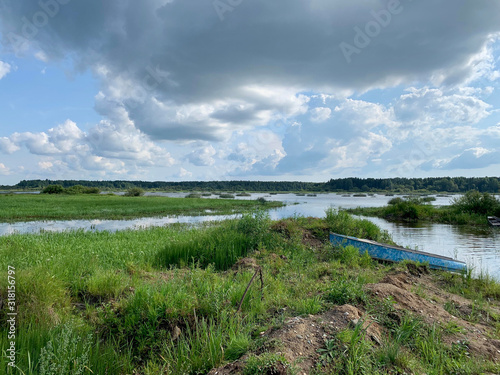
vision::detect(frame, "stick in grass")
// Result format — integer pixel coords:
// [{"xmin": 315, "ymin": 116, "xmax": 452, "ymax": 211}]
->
[{"xmin": 235, "ymin": 267, "xmax": 263, "ymax": 314}]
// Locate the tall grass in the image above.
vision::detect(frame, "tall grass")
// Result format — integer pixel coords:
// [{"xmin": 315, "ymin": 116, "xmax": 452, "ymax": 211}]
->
[
  {"xmin": 155, "ymin": 212, "xmax": 270, "ymax": 270},
  {"xmin": 325, "ymin": 208, "xmax": 393, "ymax": 243},
  {"xmin": 1, "ymin": 213, "xmax": 499, "ymax": 374}
]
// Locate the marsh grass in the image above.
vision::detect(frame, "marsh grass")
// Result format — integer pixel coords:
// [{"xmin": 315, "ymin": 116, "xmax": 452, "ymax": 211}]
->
[
  {"xmin": 1, "ymin": 210, "xmax": 499, "ymax": 374},
  {"xmin": 0, "ymin": 194, "xmax": 282, "ymax": 222}
]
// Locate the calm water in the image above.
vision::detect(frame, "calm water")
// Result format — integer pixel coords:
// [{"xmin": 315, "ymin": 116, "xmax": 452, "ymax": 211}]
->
[{"xmin": 1, "ymin": 192, "xmax": 498, "ymax": 278}]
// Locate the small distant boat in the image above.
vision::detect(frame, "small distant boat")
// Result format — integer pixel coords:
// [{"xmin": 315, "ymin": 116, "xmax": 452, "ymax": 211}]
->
[
  {"xmin": 488, "ymin": 216, "xmax": 500, "ymax": 227},
  {"xmin": 329, "ymin": 233, "xmax": 467, "ymax": 273}
]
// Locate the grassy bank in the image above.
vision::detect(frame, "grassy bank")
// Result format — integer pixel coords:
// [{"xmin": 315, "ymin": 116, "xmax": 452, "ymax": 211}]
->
[
  {"xmin": 1, "ymin": 211, "xmax": 499, "ymax": 374},
  {"xmin": 348, "ymin": 191, "xmax": 500, "ymax": 226},
  {"xmin": 0, "ymin": 194, "xmax": 282, "ymax": 223}
]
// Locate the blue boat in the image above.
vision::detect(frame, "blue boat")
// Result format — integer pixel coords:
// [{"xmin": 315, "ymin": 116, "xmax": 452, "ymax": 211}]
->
[{"xmin": 329, "ymin": 232, "xmax": 467, "ymax": 273}]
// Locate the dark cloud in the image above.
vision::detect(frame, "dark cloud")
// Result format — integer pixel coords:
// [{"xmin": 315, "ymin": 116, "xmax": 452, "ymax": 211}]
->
[
  {"xmin": 1, "ymin": 0, "xmax": 499, "ymax": 180},
  {"xmin": 2, "ymin": 0, "xmax": 499, "ymax": 102}
]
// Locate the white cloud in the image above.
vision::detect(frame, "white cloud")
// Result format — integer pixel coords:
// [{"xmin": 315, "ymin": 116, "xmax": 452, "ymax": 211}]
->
[
  {"xmin": 178, "ymin": 167, "xmax": 193, "ymax": 178},
  {"xmin": 3, "ymin": 118, "xmax": 176, "ymax": 178},
  {"xmin": 0, "ymin": 163, "xmax": 10, "ymax": 175},
  {"xmin": 0, "ymin": 61, "xmax": 11, "ymax": 79},
  {"xmin": 38, "ymin": 161, "xmax": 53, "ymax": 170},
  {"xmin": 440, "ymin": 148, "xmax": 499, "ymax": 170},
  {"xmin": 310, "ymin": 107, "xmax": 331, "ymax": 122},
  {"xmin": 394, "ymin": 87, "xmax": 491, "ymax": 126},
  {"xmin": 187, "ymin": 145, "xmax": 216, "ymax": 166},
  {"xmin": 0, "ymin": 137, "xmax": 20, "ymax": 154}
]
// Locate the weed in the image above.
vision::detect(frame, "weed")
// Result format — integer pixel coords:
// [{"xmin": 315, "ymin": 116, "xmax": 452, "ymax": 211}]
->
[
  {"xmin": 293, "ymin": 295, "xmax": 323, "ymax": 315},
  {"xmin": 327, "ymin": 274, "xmax": 367, "ymax": 306},
  {"xmin": 38, "ymin": 324, "xmax": 92, "ymax": 375},
  {"xmin": 317, "ymin": 339, "xmax": 337, "ymax": 364},
  {"xmin": 243, "ymin": 352, "xmax": 290, "ymax": 375},
  {"xmin": 226, "ymin": 333, "xmax": 251, "ymax": 361},
  {"xmin": 337, "ymin": 321, "xmax": 373, "ymax": 375}
]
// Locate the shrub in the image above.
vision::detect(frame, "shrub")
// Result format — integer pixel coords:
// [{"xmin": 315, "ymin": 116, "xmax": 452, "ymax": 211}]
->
[
  {"xmin": 388, "ymin": 197, "xmax": 403, "ymax": 205},
  {"xmin": 451, "ymin": 191, "xmax": 500, "ymax": 215},
  {"xmin": 65, "ymin": 185, "xmax": 101, "ymax": 194},
  {"xmin": 42, "ymin": 185, "xmax": 65, "ymax": 194},
  {"xmin": 185, "ymin": 193, "xmax": 202, "ymax": 198},
  {"xmin": 125, "ymin": 187, "xmax": 145, "ymax": 197}
]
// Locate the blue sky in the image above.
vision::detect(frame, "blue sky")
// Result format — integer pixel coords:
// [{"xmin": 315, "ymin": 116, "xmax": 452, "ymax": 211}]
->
[{"xmin": 0, "ymin": 0, "xmax": 499, "ymax": 185}]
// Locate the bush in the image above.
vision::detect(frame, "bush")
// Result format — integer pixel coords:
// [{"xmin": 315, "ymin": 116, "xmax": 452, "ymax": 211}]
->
[
  {"xmin": 388, "ymin": 197, "xmax": 403, "ymax": 205},
  {"xmin": 124, "ymin": 187, "xmax": 145, "ymax": 197},
  {"xmin": 451, "ymin": 191, "xmax": 500, "ymax": 216},
  {"xmin": 383, "ymin": 197, "xmax": 430, "ymax": 221},
  {"xmin": 65, "ymin": 185, "xmax": 100, "ymax": 195},
  {"xmin": 42, "ymin": 185, "xmax": 65, "ymax": 194},
  {"xmin": 185, "ymin": 193, "xmax": 202, "ymax": 198}
]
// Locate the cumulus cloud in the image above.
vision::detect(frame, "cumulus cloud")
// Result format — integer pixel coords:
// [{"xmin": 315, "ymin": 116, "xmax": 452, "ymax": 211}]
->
[
  {"xmin": 440, "ymin": 148, "xmax": 500, "ymax": 170},
  {"xmin": 187, "ymin": 145, "xmax": 216, "ymax": 166},
  {"xmin": 0, "ymin": 137, "xmax": 20, "ymax": 154},
  {"xmin": 0, "ymin": 0, "xmax": 499, "ymax": 180},
  {"xmin": 1, "ymin": 0, "xmax": 499, "ymax": 141},
  {"xmin": 394, "ymin": 87, "xmax": 491, "ymax": 126},
  {"xmin": 2, "ymin": 118, "xmax": 175, "ymax": 178},
  {"xmin": 0, "ymin": 163, "xmax": 10, "ymax": 175},
  {"xmin": 0, "ymin": 61, "xmax": 11, "ymax": 79},
  {"xmin": 310, "ymin": 107, "xmax": 331, "ymax": 123}
]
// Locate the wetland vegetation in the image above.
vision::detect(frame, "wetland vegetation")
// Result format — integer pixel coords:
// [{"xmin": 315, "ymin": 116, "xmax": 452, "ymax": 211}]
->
[
  {"xmin": 0, "ymin": 193, "xmax": 282, "ymax": 223},
  {"xmin": 1, "ymin": 209, "xmax": 500, "ymax": 374},
  {"xmin": 348, "ymin": 191, "xmax": 500, "ymax": 226}
]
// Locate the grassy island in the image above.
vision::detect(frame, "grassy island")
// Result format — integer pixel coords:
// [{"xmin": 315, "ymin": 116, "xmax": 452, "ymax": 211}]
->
[
  {"xmin": 1, "ymin": 209, "xmax": 499, "ymax": 374},
  {"xmin": 0, "ymin": 193, "xmax": 282, "ymax": 223},
  {"xmin": 348, "ymin": 191, "xmax": 500, "ymax": 227}
]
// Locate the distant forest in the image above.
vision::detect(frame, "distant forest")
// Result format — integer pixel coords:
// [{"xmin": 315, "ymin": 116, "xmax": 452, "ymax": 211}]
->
[{"xmin": 2, "ymin": 177, "xmax": 500, "ymax": 193}]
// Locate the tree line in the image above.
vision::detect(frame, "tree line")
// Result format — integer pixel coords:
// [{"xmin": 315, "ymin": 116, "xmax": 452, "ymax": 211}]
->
[{"xmin": 2, "ymin": 176, "xmax": 499, "ymax": 193}]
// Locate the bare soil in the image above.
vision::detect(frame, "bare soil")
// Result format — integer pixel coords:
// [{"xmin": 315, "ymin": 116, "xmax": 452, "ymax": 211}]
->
[{"xmin": 209, "ymin": 266, "xmax": 500, "ymax": 374}]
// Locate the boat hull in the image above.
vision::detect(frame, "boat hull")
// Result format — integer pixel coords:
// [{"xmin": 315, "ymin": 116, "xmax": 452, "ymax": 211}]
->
[
  {"xmin": 329, "ymin": 233, "xmax": 467, "ymax": 273},
  {"xmin": 487, "ymin": 216, "xmax": 500, "ymax": 227}
]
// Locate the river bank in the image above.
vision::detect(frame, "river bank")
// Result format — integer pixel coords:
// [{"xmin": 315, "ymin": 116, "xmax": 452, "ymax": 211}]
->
[{"xmin": 1, "ymin": 212, "xmax": 499, "ymax": 374}]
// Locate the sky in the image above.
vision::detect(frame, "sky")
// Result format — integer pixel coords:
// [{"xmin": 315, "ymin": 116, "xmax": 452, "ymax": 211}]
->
[{"xmin": 0, "ymin": 0, "xmax": 499, "ymax": 185}]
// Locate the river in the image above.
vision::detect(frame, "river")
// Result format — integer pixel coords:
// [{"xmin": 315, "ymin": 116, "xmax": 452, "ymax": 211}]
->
[{"xmin": 1, "ymin": 192, "xmax": 499, "ymax": 278}]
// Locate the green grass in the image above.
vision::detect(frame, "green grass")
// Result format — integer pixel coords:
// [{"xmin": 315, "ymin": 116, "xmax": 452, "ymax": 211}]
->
[
  {"xmin": 1, "ymin": 210, "xmax": 499, "ymax": 374},
  {"xmin": 0, "ymin": 194, "xmax": 282, "ymax": 222}
]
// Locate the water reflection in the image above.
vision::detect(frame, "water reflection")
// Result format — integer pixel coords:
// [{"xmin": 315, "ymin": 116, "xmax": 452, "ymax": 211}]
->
[{"xmin": 1, "ymin": 192, "xmax": 498, "ymax": 278}]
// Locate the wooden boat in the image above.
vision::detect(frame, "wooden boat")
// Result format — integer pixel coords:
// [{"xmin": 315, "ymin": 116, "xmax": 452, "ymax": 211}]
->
[{"xmin": 329, "ymin": 232, "xmax": 467, "ymax": 273}]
